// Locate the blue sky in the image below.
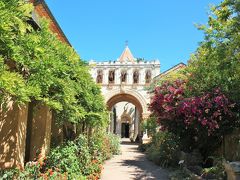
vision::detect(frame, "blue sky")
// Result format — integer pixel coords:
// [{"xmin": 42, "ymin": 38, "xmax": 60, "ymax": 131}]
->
[{"xmin": 45, "ymin": 0, "xmax": 221, "ymax": 72}]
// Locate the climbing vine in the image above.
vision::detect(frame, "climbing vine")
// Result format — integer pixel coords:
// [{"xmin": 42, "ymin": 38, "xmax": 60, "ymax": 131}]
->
[{"xmin": 0, "ymin": 0, "xmax": 107, "ymax": 127}]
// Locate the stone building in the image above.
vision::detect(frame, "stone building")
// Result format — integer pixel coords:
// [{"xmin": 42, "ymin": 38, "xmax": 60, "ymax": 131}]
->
[{"xmin": 89, "ymin": 46, "xmax": 160, "ymax": 141}]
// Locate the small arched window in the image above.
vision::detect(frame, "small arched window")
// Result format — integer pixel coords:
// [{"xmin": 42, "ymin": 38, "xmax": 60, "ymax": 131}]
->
[
  {"xmin": 108, "ymin": 70, "xmax": 115, "ymax": 84},
  {"xmin": 96, "ymin": 70, "xmax": 103, "ymax": 83},
  {"xmin": 121, "ymin": 71, "xmax": 127, "ymax": 83},
  {"xmin": 133, "ymin": 70, "xmax": 139, "ymax": 84},
  {"xmin": 145, "ymin": 70, "xmax": 151, "ymax": 83}
]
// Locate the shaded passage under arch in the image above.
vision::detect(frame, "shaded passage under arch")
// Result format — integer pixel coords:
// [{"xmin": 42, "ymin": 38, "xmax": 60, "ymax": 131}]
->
[
  {"xmin": 106, "ymin": 93, "xmax": 143, "ymax": 116},
  {"xmin": 107, "ymin": 93, "xmax": 143, "ymax": 142}
]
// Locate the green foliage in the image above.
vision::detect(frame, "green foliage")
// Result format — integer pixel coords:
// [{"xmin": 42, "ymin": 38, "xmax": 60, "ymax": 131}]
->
[
  {"xmin": 89, "ymin": 131, "xmax": 120, "ymax": 161},
  {"xmin": 186, "ymin": 0, "xmax": 240, "ymax": 101},
  {"xmin": 169, "ymin": 169, "xmax": 191, "ymax": 180},
  {"xmin": 0, "ymin": 0, "xmax": 107, "ymax": 127},
  {"xmin": 106, "ymin": 133, "xmax": 121, "ymax": 155},
  {"xmin": 147, "ymin": 68, "xmax": 187, "ymax": 93},
  {"xmin": 141, "ymin": 116, "xmax": 158, "ymax": 137},
  {"xmin": 149, "ymin": 0, "xmax": 240, "ymax": 161},
  {"xmin": 0, "ymin": 169, "xmax": 19, "ymax": 180},
  {"xmin": 46, "ymin": 133, "xmax": 120, "ymax": 179},
  {"xmin": 47, "ymin": 141, "xmax": 82, "ymax": 177},
  {"xmin": 146, "ymin": 131, "xmax": 180, "ymax": 167},
  {"xmin": 0, "ymin": 0, "xmax": 36, "ymax": 105},
  {"xmin": 74, "ymin": 135, "xmax": 93, "ymax": 175},
  {"xmin": 202, "ymin": 163, "xmax": 226, "ymax": 179}
]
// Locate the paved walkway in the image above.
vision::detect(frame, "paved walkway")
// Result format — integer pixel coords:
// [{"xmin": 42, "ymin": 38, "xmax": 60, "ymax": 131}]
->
[{"xmin": 101, "ymin": 139, "xmax": 169, "ymax": 180}]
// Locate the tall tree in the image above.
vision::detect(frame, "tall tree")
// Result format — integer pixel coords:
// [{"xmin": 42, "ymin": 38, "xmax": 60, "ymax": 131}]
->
[{"xmin": 186, "ymin": 0, "xmax": 240, "ymax": 101}]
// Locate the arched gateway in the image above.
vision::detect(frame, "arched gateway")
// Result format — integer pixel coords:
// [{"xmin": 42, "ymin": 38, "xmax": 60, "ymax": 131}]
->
[{"xmin": 89, "ymin": 45, "xmax": 160, "ymax": 141}]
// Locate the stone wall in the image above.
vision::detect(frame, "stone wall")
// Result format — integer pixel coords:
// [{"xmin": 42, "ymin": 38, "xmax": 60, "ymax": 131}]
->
[
  {"xmin": 223, "ymin": 129, "xmax": 240, "ymax": 161},
  {"xmin": 26, "ymin": 103, "xmax": 52, "ymax": 161},
  {"xmin": 0, "ymin": 101, "xmax": 54, "ymax": 169},
  {"xmin": 0, "ymin": 102, "xmax": 28, "ymax": 169}
]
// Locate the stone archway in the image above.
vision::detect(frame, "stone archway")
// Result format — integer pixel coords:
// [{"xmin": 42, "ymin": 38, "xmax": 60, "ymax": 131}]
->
[
  {"xmin": 107, "ymin": 93, "xmax": 143, "ymax": 116},
  {"xmin": 106, "ymin": 92, "xmax": 149, "ymax": 141},
  {"xmin": 105, "ymin": 88, "xmax": 150, "ymax": 119}
]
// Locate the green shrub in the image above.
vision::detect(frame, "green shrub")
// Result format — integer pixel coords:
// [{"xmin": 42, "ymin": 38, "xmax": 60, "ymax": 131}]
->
[
  {"xmin": 47, "ymin": 135, "xmax": 97, "ymax": 177},
  {"xmin": 0, "ymin": 133, "xmax": 120, "ymax": 179},
  {"xmin": 141, "ymin": 116, "xmax": 158, "ymax": 137},
  {"xmin": 0, "ymin": 169, "xmax": 19, "ymax": 179},
  {"xmin": 74, "ymin": 135, "xmax": 92, "ymax": 175},
  {"xmin": 107, "ymin": 133, "xmax": 121, "ymax": 155},
  {"xmin": 169, "ymin": 169, "xmax": 191, "ymax": 180},
  {"xmin": 147, "ymin": 131, "xmax": 180, "ymax": 167},
  {"xmin": 138, "ymin": 143, "xmax": 149, "ymax": 152},
  {"xmin": 46, "ymin": 133, "xmax": 120, "ymax": 179},
  {"xmin": 47, "ymin": 141, "xmax": 82, "ymax": 177},
  {"xmin": 89, "ymin": 131, "xmax": 107, "ymax": 161},
  {"xmin": 89, "ymin": 132, "xmax": 120, "ymax": 161}
]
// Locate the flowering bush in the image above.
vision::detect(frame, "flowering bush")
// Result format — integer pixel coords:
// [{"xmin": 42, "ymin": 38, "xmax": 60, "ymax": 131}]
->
[
  {"xmin": 149, "ymin": 79, "xmax": 186, "ymax": 134},
  {"xmin": 0, "ymin": 132, "xmax": 120, "ymax": 179},
  {"xmin": 178, "ymin": 88, "xmax": 236, "ymax": 135},
  {"xmin": 149, "ymin": 79, "xmax": 239, "ymax": 157}
]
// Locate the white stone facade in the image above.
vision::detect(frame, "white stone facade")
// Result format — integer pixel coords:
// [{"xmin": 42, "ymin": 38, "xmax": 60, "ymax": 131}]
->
[{"xmin": 89, "ymin": 46, "xmax": 160, "ymax": 140}]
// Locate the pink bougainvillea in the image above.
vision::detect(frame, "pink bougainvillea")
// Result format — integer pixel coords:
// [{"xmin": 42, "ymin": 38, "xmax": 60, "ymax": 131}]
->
[
  {"xmin": 149, "ymin": 79, "xmax": 238, "ymax": 157},
  {"xmin": 149, "ymin": 79, "xmax": 186, "ymax": 123},
  {"xmin": 177, "ymin": 88, "xmax": 235, "ymax": 135},
  {"xmin": 149, "ymin": 80, "xmax": 236, "ymax": 136}
]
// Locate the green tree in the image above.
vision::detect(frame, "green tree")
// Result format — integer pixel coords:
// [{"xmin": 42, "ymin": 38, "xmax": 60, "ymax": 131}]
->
[{"xmin": 186, "ymin": 0, "xmax": 240, "ymax": 101}]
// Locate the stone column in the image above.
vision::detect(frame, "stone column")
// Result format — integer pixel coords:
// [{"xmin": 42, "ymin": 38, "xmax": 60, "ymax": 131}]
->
[
  {"xmin": 115, "ymin": 68, "xmax": 120, "ymax": 85},
  {"xmin": 129, "ymin": 117, "xmax": 135, "ymax": 141},
  {"xmin": 103, "ymin": 68, "xmax": 108, "ymax": 84},
  {"xmin": 140, "ymin": 68, "xmax": 145, "ymax": 84},
  {"xmin": 127, "ymin": 68, "xmax": 133, "ymax": 84},
  {"xmin": 133, "ymin": 108, "xmax": 139, "ymax": 141}
]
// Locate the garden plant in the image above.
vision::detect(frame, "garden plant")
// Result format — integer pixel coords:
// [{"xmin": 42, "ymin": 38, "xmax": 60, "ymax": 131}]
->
[{"xmin": 0, "ymin": 0, "xmax": 120, "ymax": 179}]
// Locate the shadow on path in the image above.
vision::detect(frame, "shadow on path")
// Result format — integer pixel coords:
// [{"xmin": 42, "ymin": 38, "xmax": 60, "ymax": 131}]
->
[
  {"xmin": 101, "ymin": 139, "xmax": 169, "ymax": 180},
  {"xmin": 121, "ymin": 144, "xmax": 168, "ymax": 180}
]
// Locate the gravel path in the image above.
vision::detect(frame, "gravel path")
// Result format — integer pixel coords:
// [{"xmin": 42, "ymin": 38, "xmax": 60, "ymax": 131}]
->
[{"xmin": 101, "ymin": 139, "xmax": 169, "ymax": 180}]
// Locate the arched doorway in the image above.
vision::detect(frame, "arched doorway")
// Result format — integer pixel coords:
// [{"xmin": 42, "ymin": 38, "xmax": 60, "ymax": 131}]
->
[{"xmin": 107, "ymin": 93, "xmax": 144, "ymax": 142}]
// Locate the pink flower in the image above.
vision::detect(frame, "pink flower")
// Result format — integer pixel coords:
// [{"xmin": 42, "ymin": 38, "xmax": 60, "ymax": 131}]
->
[{"xmin": 201, "ymin": 118, "xmax": 207, "ymax": 126}]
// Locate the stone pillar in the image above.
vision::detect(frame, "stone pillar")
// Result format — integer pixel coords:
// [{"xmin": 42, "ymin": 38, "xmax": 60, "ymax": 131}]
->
[
  {"xmin": 128, "ymin": 68, "xmax": 133, "ymax": 84},
  {"xmin": 0, "ymin": 102, "xmax": 28, "ymax": 169},
  {"xmin": 133, "ymin": 108, "xmax": 139, "ymax": 141},
  {"xmin": 129, "ymin": 118, "xmax": 134, "ymax": 141},
  {"xmin": 103, "ymin": 68, "xmax": 108, "ymax": 84},
  {"xmin": 140, "ymin": 68, "xmax": 145, "ymax": 84},
  {"xmin": 115, "ymin": 68, "xmax": 120, "ymax": 85},
  {"xmin": 26, "ymin": 103, "xmax": 52, "ymax": 161}
]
